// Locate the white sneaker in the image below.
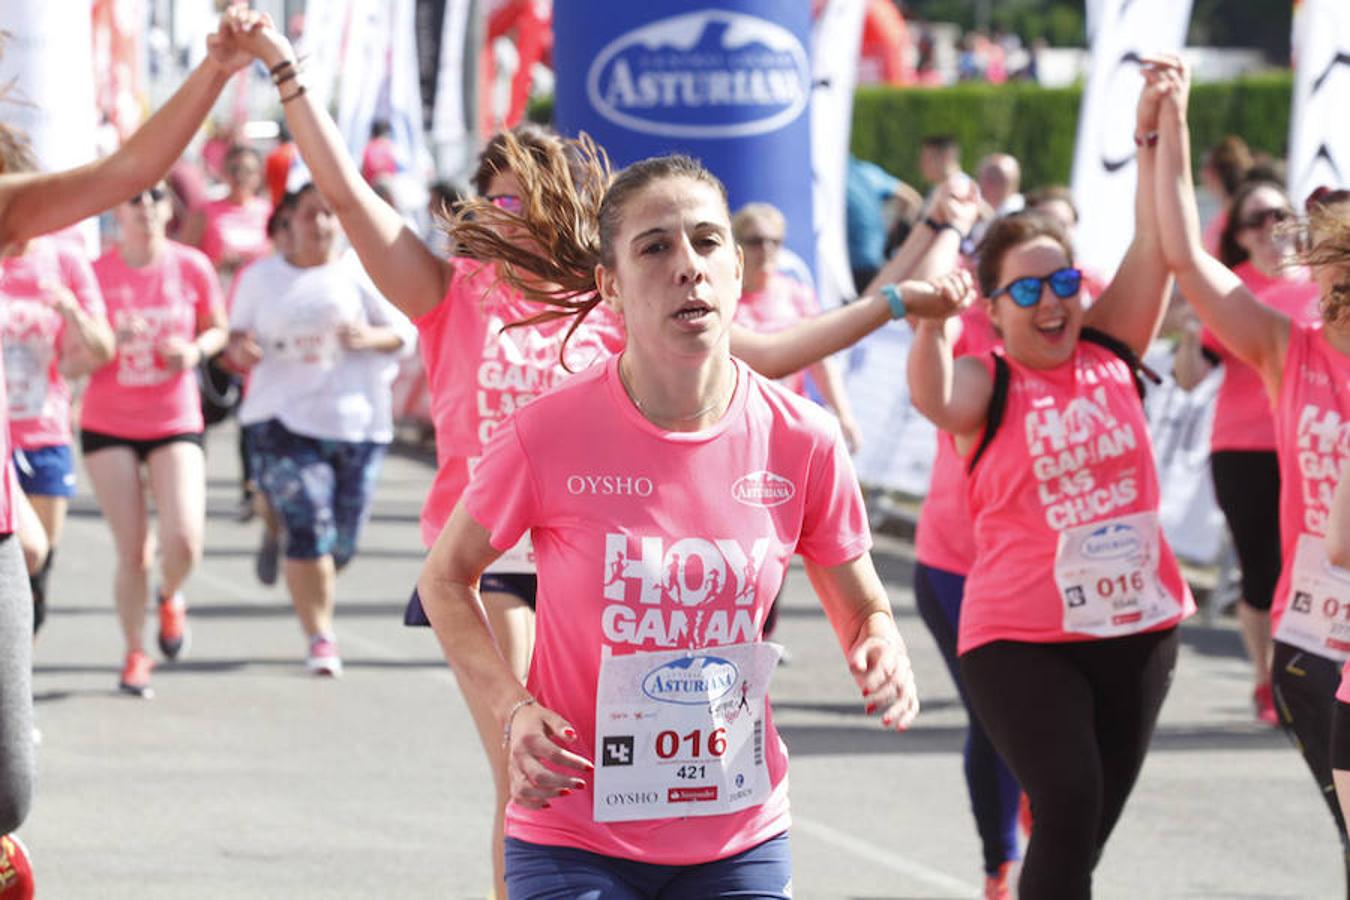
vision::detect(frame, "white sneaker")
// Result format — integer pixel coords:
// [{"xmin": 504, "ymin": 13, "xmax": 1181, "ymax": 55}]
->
[{"xmin": 305, "ymin": 635, "xmax": 343, "ymax": 678}]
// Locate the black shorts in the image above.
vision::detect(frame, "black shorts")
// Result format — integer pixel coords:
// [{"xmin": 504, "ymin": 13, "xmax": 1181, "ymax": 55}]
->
[
  {"xmin": 80, "ymin": 429, "xmax": 204, "ymax": 463},
  {"xmin": 1210, "ymin": 449, "xmax": 1282, "ymax": 611},
  {"xmin": 403, "ymin": 573, "xmax": 538, "ymax": 627}
]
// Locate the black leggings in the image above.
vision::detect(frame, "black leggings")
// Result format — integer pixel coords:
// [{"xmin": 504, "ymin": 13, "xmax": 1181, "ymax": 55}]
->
[
  {"xmin": 1273, "ymin": 641, "xmax": 1350, "ymax": 896},
  {"xmin": 960, "ymin": 628, "xmax": 1179, "ymax": 900}
]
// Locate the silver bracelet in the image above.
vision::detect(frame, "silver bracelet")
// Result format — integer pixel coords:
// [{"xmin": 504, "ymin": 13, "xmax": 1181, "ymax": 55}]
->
[{"xmin": 502, "ymin": 696, "xmax": 536, "ymax": 748}]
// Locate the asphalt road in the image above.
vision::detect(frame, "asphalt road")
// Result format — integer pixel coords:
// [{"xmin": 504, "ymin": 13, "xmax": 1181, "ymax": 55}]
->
[{"xmin": 21, "ymin": 422, "xmax": 1343, "ymax": 899}]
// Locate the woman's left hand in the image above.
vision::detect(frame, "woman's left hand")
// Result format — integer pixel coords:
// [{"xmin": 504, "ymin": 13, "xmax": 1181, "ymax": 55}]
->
[
  {"xmin": 848, "ymin": 633, "xmax": 919, "ymax": 731},
  {"xmin": 337, "ymin": 322, "xmax": 375, "ymax": 351},
  {"xmin": 898, "ymin": 269, "xmax": 977, "ymax": 321}
]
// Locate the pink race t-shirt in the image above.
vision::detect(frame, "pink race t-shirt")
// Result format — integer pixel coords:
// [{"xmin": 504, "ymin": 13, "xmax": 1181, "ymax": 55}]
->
[
  {"xmin": 1270, "ymin": 323, "xmax": 1350, "ymax": 646},
  {"xmin": 464, "ymin": 355, "xmax": 871, "ymax": 864},
  {"xmin": 734, "ymin": 273, "xmax": 820, "ymax": 396},
  {"xmin": 413, "ymin": 258, "xmax": 625, "ymax": 547},
  {"xmin": 958, "ymin": 342, "xmax": 1195, "ymax": 654},
  {"xmin": 84, "ymin": 242, "xmax": 222, "ymax": 439},
  {"xmin": 1203, "ymin": 262, "xmax": 1321, "ymax": 452},
  {"xmin": 914, "ymin": 308, "xmax": 1000, "ymax": 575},
  {"xmin": 0, "ymin": 238, "xmax": 106, "ymax": 449},
  {"xmin": 199, "ymin": 196, "xmax": 270, "ymax": 270}
]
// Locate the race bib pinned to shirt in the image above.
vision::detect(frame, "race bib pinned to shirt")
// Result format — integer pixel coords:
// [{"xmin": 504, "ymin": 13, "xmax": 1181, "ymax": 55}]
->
[
  {"xmin": 1275, "ymin": 533, "xmax": 1350, "ymax": 663},
  {"xmin": 1054, "ymin": 511, "xmax": 1180, "ymax": 638},
  {"xmin": 593, "ymin": 641, "xmax": 780, "ymax": 823},
  {"xmin": 2, "ymin": 338, "xmax": 51, "ymax": 420}
]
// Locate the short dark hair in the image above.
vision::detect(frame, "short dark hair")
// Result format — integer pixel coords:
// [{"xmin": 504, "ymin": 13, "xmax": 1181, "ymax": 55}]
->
[
  {"xmin": 1218, "ymin": 177, "xmax": 1288, "ymax": 269},
  {"xmin": 370, "ymin": 119, "xmax": 392, "ymax": 139},
  {"xmin": 921, "ymin": 135, "xmax": 960, "ymax": 155},
  {"xmin": 975, "ymin": 211, "xmax": 1075, "ymax": 299}
]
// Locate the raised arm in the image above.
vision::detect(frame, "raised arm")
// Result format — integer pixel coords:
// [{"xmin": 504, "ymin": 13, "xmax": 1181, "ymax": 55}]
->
[
  {"xmin": 419, "ymin": 502, "xmax": 592, "ymax": 807},
  {"xmin": 237, "ymin": 17, "xmax": 452, "ymax": 319},
  {"xmin": 908, "ymin": 316, "xmax": 994, "ymax": 452},
  {"xmin": 803, "ymin": 553, "xmax": 918, "ymax": 730},
  {"xmin": 0, "ymin": 11, "xmax": 255, "ymax": 247},
  {"xmin": 731, "ymin": 184, "xmax": 977, "ymax": 382},
  {"xmin": 1152, "ymin": 61, "xmax": 1290, "ymax": 391},
  {"xmin": 1083, "ymin": 58, "xmax": 1176, "ymax": 356}
]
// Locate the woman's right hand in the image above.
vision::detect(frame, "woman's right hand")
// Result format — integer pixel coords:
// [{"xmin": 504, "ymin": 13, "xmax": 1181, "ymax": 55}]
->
[
  {"xmin": 225, "ymin": 332, "xmax": 263, "ymax": 373},
  {"xmin": 232, "ymin": 10, "xmax": 295, "ymax": 70},
  {"xmin": 896, "ymin": 269, "xmax": 976, "ymax": 321},
  {"xmin": 505, "ymin": 702, "xmax": 593, "ymax": 809},
  {"xmin": 204, "ymin": 7, "xmax": 268, "ymax": 77}
]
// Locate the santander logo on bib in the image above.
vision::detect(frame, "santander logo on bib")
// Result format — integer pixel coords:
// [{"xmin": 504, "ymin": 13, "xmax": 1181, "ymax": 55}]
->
[
  {"xmin": 586, "ymin": 10, "xmax": 811, "ymax": 139},
  {"xmin": 641, "ymin": 654, "xmax": 739, "ymax": 705},
  {"xmin": 732, "ymin": 470, "xmax": 795, "ymax": 508}
]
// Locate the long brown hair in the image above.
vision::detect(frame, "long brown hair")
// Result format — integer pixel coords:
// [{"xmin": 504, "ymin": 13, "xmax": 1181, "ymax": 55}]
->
[
  {"xmin": 1218, "ymin": 177, "xmax": 1288, "ymax": 269},
  {"xmin": 450, "ymin": 135, "xmax": 729, "ymax": 361},
  {"xmin": 1304, "ymin": 203, "xmax": 1350, "ymax": 327}
]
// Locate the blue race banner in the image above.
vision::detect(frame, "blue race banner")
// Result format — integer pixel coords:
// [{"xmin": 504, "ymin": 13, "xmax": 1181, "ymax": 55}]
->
[{"xmin": 554, "ymin": 1, "xmax": 817, "ymax": 275}]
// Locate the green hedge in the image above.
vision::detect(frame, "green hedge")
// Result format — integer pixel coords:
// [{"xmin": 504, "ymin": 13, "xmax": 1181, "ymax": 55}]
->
[
  {"xmin": 528, "ymin": 71, "xmax": 1293, "ymax": 189},
  {"xmin": 851, "ymin": 71, "xmax": 1293, "ymax": 189}
]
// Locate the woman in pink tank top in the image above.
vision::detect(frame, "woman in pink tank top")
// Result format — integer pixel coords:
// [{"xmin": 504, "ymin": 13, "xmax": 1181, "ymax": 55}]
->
[
  {"xmin": 0, "ymin": 7, "xmax": 260, "ymax": 882},
  {"xmin": 234, "ymin": 15, "xmax": 978, "ymax": 894},
  {"xmin": 1173, "ymin": 177, "xmax": 1321, "ymax": 725},
  {"xmin": 1154, "ymin": 63, "xmax": 1350, "ymax": 896},
  {"xmin": 906, "ymin": 59, "xmax": 1195, "ymax": 900}
]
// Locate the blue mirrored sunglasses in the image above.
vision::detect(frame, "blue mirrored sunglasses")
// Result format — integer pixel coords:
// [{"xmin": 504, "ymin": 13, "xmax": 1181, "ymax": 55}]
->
[{"xmin": 991, "ymin": 266, "xmax": 1083, "ymax": 308}]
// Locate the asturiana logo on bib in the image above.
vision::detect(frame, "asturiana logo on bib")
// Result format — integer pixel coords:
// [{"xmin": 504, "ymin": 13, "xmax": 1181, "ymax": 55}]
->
[
  {"xmin": 732, "ymin": 470, "xmax": 795, "ymax": 508},
  {"xmin": 586, "ymin": 10, "xmax": 810, "ymax": 139},
  {"xmin": 1081, "ymin": 523, "xmax": 1142, "ymax": 561},
  {"xmin": 642, "ymin": 655, "xmax": 739, "ymax": 705}
]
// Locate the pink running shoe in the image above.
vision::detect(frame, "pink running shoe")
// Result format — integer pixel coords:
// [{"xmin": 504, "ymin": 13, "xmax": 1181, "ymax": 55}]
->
[
  {"xmin": 156, "ymin": 590, "xmax": 190, "ymax": 661},
  {"xmin": 1254, "ymin": 681, "xmax": 1279, "ymax": 726},
  {"xmin": 306, "ymin": 635, "xmax": 343, "ymax": 678},
  {"xmin": 118, "ymin": 650, "xmax": 155, "ymax": 699}
]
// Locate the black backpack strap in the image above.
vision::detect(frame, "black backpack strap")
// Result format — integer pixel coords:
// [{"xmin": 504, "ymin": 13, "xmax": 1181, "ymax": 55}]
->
[
  {"xmin": 1200, "ymin": 346, "xmax": 1222, "ymax": 367},
  {"xmin": 1080, "ymin": 326, "xmax": 1161, "ymax": 401},
  {"xmin": 967, "ymin": 352, "xmax": 1010, "ymax": 475}
]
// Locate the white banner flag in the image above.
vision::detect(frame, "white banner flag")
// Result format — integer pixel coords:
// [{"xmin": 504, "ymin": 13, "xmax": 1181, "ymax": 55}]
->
[
  {"xmin": 810, "ymin": 0, "xmax": 866, "ymax": 310},
  {"xmin": 1070, "ymin": 0, "xmax": 1193, "ymax": 277},
  {"xmin": 1288, "ymin": 0, "xmax": 1350, "ymax": 206}
]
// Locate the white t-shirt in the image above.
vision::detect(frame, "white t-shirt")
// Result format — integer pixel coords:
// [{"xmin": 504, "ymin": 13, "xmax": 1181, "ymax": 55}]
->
[{"xmin": 231, "ymin": 251, "xmax": 416, "ymax": 443}]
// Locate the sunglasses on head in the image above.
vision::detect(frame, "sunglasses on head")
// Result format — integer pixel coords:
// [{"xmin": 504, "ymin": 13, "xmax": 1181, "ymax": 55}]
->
[
  {"xmin": 127, "ymin": 187, "xmax": 168, "ymax": 206},
  {"xmin": 740, "ymin": 235, "xmax": 783, "ymax": 249},
  {"xmin": 485, "ymin": 194, "xmax": 523, "ymax": 214},
  {"xmin": 1237, "ymin": 207, "xmax": 1293, "ymax": 231},
  {"xmin": 991, "ymin": 266, "xmax": 1083, "ymax": 308}
]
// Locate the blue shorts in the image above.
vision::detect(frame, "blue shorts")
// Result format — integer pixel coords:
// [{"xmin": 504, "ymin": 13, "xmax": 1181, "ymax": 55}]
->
[
  {"xmin": 244, "ymin": 419, "xmax": 387, "ymax": 567},
  {"xmin": 13, "ymin": 445, "xmax": 76, "ymax": 498},
  {"xmin": 503, "ymin": 832, "xmax": 792, "ymax": 900}
]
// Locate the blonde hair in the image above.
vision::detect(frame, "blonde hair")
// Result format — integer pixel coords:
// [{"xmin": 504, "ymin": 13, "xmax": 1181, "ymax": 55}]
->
[{"xmin": 731, "ymin": 202, "xmax": 785, "ymax": 243}]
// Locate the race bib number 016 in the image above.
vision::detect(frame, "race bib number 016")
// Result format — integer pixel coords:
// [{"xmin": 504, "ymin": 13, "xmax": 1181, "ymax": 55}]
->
[
  {"xmin": 593, "ymin": 641, "xmax": 780, "ymax": 824},
  {"xmin": 1274, "ymin": 533, "xmax": 1350, "ymax": 663},
  {"xmin": 1054, "ymin": 511, "xmax": 1180, "ymax": 638}
]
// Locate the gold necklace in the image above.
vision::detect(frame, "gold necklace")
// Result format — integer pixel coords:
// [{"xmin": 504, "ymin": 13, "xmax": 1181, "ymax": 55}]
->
[{"xmin": 620, "ymin": 359, "xmax": 734, "ymax": 423}]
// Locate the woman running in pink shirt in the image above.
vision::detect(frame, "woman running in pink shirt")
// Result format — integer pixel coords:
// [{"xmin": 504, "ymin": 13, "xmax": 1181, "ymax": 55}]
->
[
  {"xmin": 235, "ymin": 14, "xmax": 973, "ymax": 894},
  {"xmin": 1155, "ymin": 66, "xmax": 1350, "ymax": 893},
  {"xmin": 85, "ymin": 186, "xmax": 227, "ymax": 698},
  {"xmin": 0, "ymin": 224, "xmax": 114, "ymax": 632},
  {"xmin": 907, "ymin": 60, "xmax": 1195, "ymax": 900},
  {"xmin": 1173, "ymin": 176, "xmax": 1321, "ymax": 724},
  {"xmin": 417, "ymin": 143, "xmax": 971, "ymax": 898}
]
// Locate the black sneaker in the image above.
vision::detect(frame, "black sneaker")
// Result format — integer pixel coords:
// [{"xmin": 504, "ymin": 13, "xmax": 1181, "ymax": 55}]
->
[{"xmin": 255, "ymin": 529, "xmax": 282, "ymax": 586}]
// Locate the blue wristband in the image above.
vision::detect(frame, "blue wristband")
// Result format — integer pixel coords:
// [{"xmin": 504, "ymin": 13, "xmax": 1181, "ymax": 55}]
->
[{"xmin": 881, "ymin": 283, "xmax": 906, "ymax": 319}]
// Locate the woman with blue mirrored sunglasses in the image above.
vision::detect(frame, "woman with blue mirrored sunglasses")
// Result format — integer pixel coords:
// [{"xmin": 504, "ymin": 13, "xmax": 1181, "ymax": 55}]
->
[
  {"xmin": 906, "ymin": 57, "xmax": 1195, "ymax": 900},
  {"xmin": 989, "ymin": 266, "xmax": 1084, "ymax": 308}
]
